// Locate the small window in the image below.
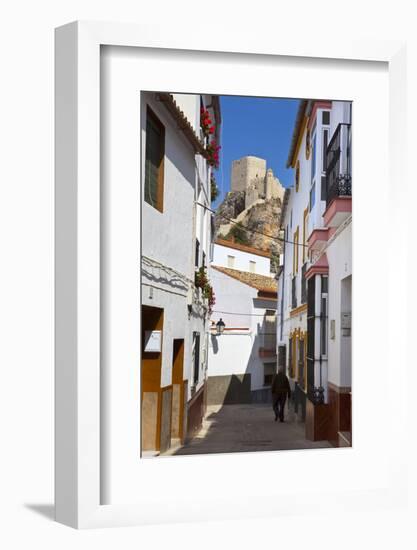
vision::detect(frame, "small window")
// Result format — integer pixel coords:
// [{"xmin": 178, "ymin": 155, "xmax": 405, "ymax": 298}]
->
[
  {"xmin": 322, "ymin": 111, "xmax": 330, "ymax": 125},
  {"xmin": 321, "ymin": 275, "xmax": 328, "ymax": 293},
  {"xmin": 227, "ymin": 255, "xmax": 235, "ymax": 268},
  {"xmin": 321, "ymin": 296, "xmax": 327, "ymax": 356},
  {"xmin": 145, "ymin": 107, "xmax": 165, "ymax": 212},
  {"xmin": 295, "ymin": 160, "xmax": 300, "ymax": 192},
  {"xmin": 249, "ymin": 260, "xmax": 256, "ymax": 273},
  {"xmin": 321, "ymin": 175, "xmax": 327, "ymax": 202},
  {"xmin": 322, "ymin": 129, "xmax": 329, "ymax": 172},
  {"xmin": 302, "ymin": 209, "xmax": 308, "ymax": 263},
  {"xmin": 305, "ymin": 127, "xmax": 311, "ymax": 159},
  {"xmin": 193, "ymin": 332, "xmax": 200, "ymax": 385},
  {"xmin": 195, "ymin": 239, "xmax": 200, "ymax": 268},
  {"xmin": 309, "ymin": 182, "xmax": 316, "ymax": 212},
  {"xmin": 263, "ymin": 363, "xmax": 276, "ymax": 386},
  {"xmin": 293, "ymin": 227, "xmax": 299, "ymax": 274},
  {"xmin": 311, "ymin": 132, "xmax": 317, "ymax": 184}
]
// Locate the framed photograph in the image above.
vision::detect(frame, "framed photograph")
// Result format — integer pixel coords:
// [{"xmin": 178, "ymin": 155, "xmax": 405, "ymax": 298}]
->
[{"xmin": 55, "ymin": 21, "xmax": 407, "ymax": 528}]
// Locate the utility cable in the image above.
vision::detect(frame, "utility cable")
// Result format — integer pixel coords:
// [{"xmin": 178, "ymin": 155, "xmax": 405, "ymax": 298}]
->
[{"xmin": 195, "ymin": 200, "xmax": 309, "ymax": 248}]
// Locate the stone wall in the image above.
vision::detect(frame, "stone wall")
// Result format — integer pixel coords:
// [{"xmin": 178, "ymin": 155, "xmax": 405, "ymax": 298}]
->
[
  {"xmin": 230, "ymin": 156, "xmax": 285, "ymax": 210},
  {"xmin": 231, "ymin": 156, "xmax": 266, "ymax": 192}
]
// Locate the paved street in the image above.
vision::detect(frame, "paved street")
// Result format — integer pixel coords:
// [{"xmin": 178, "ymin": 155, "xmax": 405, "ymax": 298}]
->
[{"xmin": 163, "ymin": 402, "xmax": 331, "ymax": 456}]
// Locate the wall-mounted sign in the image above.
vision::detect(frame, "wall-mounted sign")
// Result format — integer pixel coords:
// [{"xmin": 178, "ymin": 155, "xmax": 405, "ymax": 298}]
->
[
  {"xmin": 341, "ymin": 312, "xmax": 351, "ymax": 329},
  {"xmin": 330, "ymin": 319, "xmax": 336, "ymax": 340},
  {"xmin": 144, "ymin": 330, "xmax": 162, "ymax": 353}
]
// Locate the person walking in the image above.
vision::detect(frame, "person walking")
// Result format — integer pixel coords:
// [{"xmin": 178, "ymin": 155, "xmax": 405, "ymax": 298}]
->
[{"xmin": 271, "ymin": 367, "xmax": 291, "ymax": 422}]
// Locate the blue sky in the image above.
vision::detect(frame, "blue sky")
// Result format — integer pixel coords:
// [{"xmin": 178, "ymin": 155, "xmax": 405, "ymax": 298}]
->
[{"xmin": 213, "ymin": 95, "xmax": 299, "ymax": 208}]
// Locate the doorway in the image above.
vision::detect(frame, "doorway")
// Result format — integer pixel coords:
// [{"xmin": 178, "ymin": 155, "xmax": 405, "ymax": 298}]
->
[
  {"xmin": 171, "ymin": 339, "xmax": 185, "ymax": 444},
  {"xmin": 141, "ymin": 305, "xmax": 164, "ymax": 452}
]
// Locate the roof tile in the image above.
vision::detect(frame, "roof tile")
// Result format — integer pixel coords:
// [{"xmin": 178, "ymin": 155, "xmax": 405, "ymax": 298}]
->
[{"xmin": 212, "ymin": 265, "xmax": 277, "ymax": 293}]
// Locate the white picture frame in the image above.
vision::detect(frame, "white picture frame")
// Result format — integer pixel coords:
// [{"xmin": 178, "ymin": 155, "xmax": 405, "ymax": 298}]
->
[{"xmin": 55, "ymin": 20, "xmax": 407, "ymax": 529}]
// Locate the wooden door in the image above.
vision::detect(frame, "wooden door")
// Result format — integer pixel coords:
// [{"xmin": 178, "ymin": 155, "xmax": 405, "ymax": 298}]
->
[
  {"xmin": 141, "ymin": 305, "xmax": 163, "ymax": 452},
  {"xmin": 171, "ymin": 339, "xmax": 185, "ymax": 443}
]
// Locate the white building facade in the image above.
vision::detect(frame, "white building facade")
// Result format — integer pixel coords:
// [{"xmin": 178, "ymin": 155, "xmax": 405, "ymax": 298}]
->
[
  {"xmin": 208, "ymin": 241, "xmax": 278, "ymax": 404},
  {"xmin": 141, "ymin": 91, "xmax": 221, "ymax": 454},
  {"xmin": 277, "ymin": 99, "xmax": 352, "ymax": 446}
]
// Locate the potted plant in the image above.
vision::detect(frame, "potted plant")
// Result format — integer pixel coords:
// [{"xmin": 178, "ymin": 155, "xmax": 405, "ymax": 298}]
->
[
  {"xmin": 200, "ymin": 107, "xmax": 216, "ymax": 138},
  {"xmin": 210, "ymin": 173, "xmax": 219, "ymax": 202},
  {"xmin": 206, "ymin": 139, "xmax": 221, "ymax": 168}
]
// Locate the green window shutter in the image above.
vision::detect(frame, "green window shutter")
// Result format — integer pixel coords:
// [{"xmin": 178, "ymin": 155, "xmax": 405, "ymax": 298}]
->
[{"xmin": 145, "ymin": 109, "xmax": 164, "ymax": 210}]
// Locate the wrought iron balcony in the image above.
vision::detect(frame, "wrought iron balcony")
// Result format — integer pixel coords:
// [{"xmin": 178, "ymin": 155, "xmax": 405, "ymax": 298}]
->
[{"xmin": 326, "ymin": 123, "xmax": 352, "ymax": 207}]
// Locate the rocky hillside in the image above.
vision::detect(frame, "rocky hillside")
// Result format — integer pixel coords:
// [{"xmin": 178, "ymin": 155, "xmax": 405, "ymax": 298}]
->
[{"xmin": 214, "ymin": 191, "xmax": 282, "ymax": 273}]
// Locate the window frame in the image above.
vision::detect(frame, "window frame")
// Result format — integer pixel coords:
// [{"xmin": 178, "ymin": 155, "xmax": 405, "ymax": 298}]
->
[
  {"xmin": 309, "ymin": 126, "xmax": 317, "ymax": 212},
  {"xmin": 192, "ymin": 331, "xmax": 201, "ymax": 386},
  {"xmin": 293, "ymin": 226, "xmax": 299, "ymax": 274},
  {"xmin": 144, "ymin": 106, "xmax": 165, "ymax": 213}
]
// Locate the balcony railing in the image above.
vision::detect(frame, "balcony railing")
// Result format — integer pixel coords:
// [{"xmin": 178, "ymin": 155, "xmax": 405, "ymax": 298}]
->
[
  {"xmin": 301, "ymin": 263, "xmax": 307, "ymax": 304},
  {"xmin": 326, "ymin": 123, "xmax": 352, "ymax": 207},
  {"xmin": 292, "ymin": 276, "xmax": 297, "ymax": 309}
]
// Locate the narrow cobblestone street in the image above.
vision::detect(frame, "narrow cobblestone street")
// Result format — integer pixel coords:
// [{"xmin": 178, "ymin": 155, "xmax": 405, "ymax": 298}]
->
[{"xmin": 163, "ymin": 402, "xmax": 331, "ymax": 456}]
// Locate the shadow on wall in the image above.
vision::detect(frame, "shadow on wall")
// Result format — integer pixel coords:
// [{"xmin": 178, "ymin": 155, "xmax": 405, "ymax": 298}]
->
[
  {"xmin": 207, "ymin": 326, "xmax": 263, "ymax": 406},
  {"xmin": 210, "ymin": 333, "xmax": 219, "ymax": 355},
  {"xmin": 207, "ymin": 373, "xmax": 252, "ymax": 405}
]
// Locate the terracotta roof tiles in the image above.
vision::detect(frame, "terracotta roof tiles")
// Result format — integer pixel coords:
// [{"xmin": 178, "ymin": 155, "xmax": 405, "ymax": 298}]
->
[{"xmin": 212, "ymin": 265, "xmax": 277, "ymax": 294}]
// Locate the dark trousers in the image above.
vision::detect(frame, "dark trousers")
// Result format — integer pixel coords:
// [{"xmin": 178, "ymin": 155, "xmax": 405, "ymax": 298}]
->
[{"xmin": 272, "ymin": 394, "xmax": 287, "ymax": 421}]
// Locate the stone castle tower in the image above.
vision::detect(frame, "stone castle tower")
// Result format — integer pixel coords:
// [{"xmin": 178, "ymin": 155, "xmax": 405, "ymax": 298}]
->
[{"xmin": 231, "ymin": 156, "xmax": 284, "ymax": 209}]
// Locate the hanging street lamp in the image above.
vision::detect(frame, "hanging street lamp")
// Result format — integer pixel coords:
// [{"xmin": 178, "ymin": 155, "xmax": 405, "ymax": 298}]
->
[{"xmin": 216, "ymin": 318, "xmax": 226, "ymax": 335}]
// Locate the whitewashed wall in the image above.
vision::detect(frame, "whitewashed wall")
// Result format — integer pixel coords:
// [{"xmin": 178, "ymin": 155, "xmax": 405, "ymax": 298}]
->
[
  {"xmin": 209, "ymin": 267, "xmax": 277, "ymax": 391},
  {"xmin": 326, "ymin": 221, "xmax": 352, "ymax": 388},
  {"xmin": 141, "ymin": 94, "xmax": 196, "ymax": 277},
  {"xmin": 141, "ymin": 92, "xmax": 210, "ymax": 396},
  {"xmin": 278, "ymin": 101, "xmax": 351, "ymax": 355},
  {"xmin": 212, "ymin": 243, "xmax": 271, "ymax": 275}
]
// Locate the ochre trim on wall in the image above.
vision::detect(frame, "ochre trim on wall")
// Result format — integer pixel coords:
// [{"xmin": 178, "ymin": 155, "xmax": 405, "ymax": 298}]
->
[
  {"xmin": 290, "ymin": 303, "xmax": 307, "ymax": 317},
  {"xmin": 293, "ymin": 226, "xmax": 299, "ymax": 274},
  {"xmin": 302, "ymin": 209, "xmax": 308, "ymax": 263},
  {"xmin": 290, "ymin": 116, "xmax": 308, "ymax": 168}
]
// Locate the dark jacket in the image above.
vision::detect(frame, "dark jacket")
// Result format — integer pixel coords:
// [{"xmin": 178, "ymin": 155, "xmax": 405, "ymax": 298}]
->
[{"xmin": 271, "ymin": 372, "xmax": 291, "ymax": 398}]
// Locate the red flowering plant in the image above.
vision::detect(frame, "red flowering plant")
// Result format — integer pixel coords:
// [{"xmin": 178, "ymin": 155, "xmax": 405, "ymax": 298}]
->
[
  {"xmin": 210, "ymin": 173, "xmax": 219, "ymax": 202},
  {"xmin": 203, "ymin": 283, "xmax": 216, "ymax": 315},
  {"xmin": 206, "ymin": 139, "xmax": 221, "ymax": 169},
  {"xmin": 200, "ymin": 107, "xmax": 216, "ymax": 137},
  {"xmin": 195, "ymin": 266, "xmax": 208, "ymax": 289},
  {"xmin": 194, "ymin": 266, "xmax": 216, "ymax": 315}
]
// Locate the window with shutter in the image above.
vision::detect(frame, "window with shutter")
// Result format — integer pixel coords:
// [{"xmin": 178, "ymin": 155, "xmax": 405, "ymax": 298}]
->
[{"xmin": 145, "ymin": 107, "xmax": 165, "ymax": 212}]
